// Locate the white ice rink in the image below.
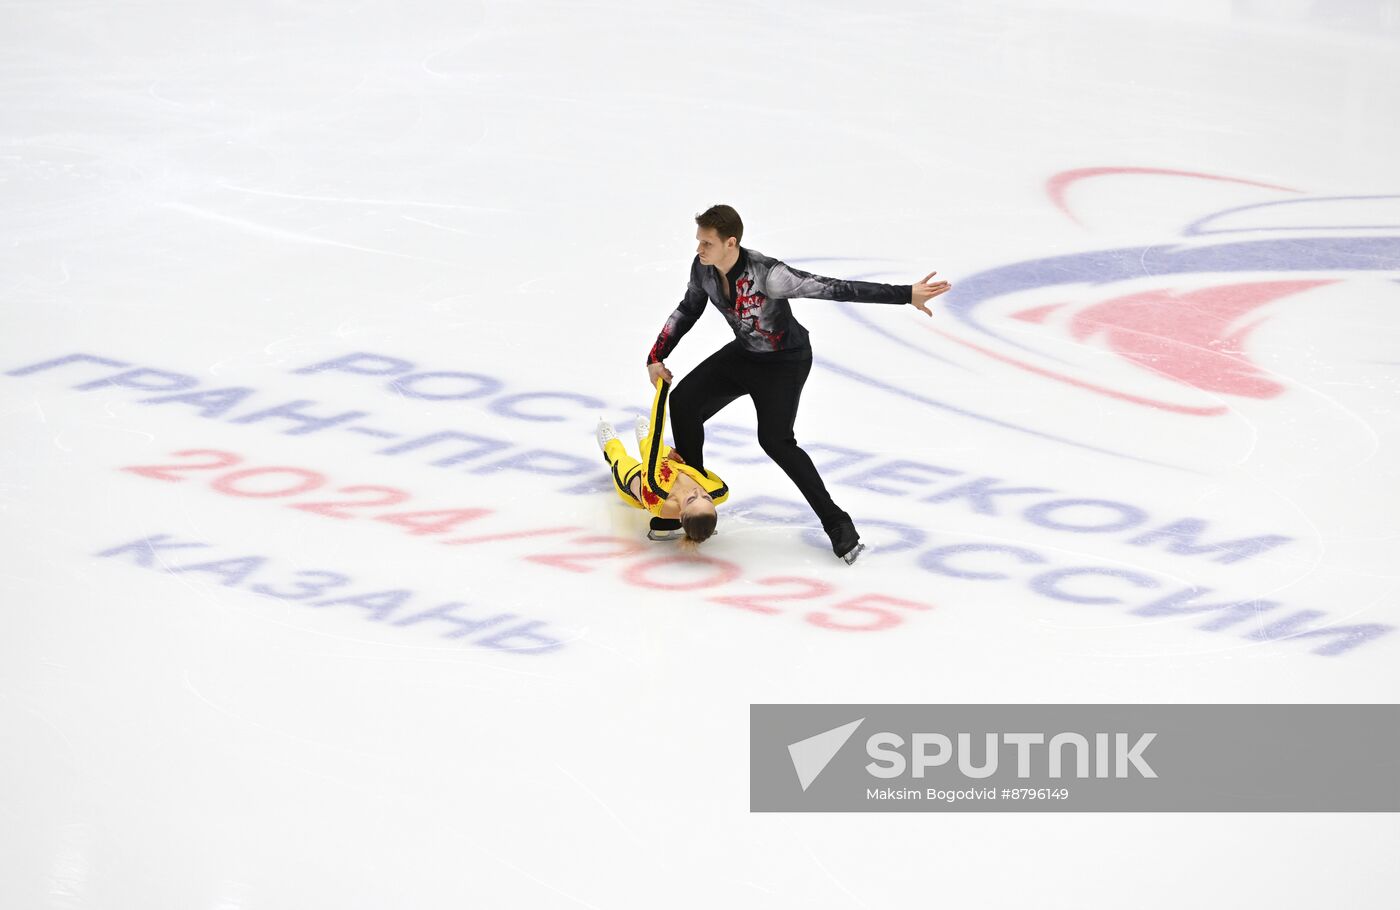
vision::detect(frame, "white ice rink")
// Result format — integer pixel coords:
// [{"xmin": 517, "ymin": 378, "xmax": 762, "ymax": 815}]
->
[{"xmin": 4, "ymin": 0, "xmax": 1400, "ymax": 906}]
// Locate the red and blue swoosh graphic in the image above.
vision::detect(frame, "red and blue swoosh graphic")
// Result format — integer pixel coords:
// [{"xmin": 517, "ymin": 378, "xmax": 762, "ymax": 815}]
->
[{"xmin": 814, "ymin": 168, "xmax": 1400, "ymax": 468}]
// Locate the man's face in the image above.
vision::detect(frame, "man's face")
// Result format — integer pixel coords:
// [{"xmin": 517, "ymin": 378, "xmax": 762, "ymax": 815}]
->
[{"xmin": 696, "ymin": 227, "xmax": 734, "ymax": 265}]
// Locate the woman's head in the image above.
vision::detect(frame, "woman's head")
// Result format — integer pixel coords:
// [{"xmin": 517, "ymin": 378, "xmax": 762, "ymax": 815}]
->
[{"xmin": 678, "ymin": 486, "xmax": 717, "ymax": 549}]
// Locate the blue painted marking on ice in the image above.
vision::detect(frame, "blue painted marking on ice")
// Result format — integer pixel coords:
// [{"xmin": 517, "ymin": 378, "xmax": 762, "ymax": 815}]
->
[
  {"xmin": 814, "ymin": 356, "xmax": 1195, "ymax": 471},
  {"xmin": 1181, "ymin": 195, "xmax": 1400, "ymax": 237}
]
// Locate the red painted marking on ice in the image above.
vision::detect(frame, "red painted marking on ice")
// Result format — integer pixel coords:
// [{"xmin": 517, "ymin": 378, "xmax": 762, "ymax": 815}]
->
[
  {"xmin": 1070, "ymin": 280, "xmax": 1331, "ymax": 398},
  {"xmin": 1010, "ymin": 302, "xmax": 1066, "ymax": 324},
  {"xmin": 442, "ymin": 526, "xmax": 581, "ymax": 546},
  {"xmin": 1046, "ymin": 167, "xmax": 1302, "ymax": 227},
  {"xmin": 923, "ymin": 323, "xmax": 1228, "ymax": 415},
  {"xmin": 707, "ymin": 576, "xmax": 834, "ymax": 615},
  {"xmin": 622, "ymin": 555, "xmax": 742, "ymax": 591},
  {"xmin": 928, "ymin": 279, "xmax": 1332, "ymax": 410},
  {"xmin": 121, "ymin": 449, "xmax": 243, "ymax": 482}
]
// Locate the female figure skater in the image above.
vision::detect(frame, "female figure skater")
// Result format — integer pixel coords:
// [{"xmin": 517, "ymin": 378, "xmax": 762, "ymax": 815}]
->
[{"xmin": 596, "ymin": 378, "xmax": 729, "ymax": 545}]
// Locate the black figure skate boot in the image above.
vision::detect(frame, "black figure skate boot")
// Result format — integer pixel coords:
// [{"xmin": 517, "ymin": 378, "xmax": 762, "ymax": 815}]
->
[{"xmin": 824, "ymin": 512, "xmax": 865, "ymax": 565}]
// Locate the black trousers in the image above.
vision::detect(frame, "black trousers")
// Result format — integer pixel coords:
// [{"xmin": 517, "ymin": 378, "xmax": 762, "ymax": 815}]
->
[{"xmin": 669, "ymin": 342, "xmax": 848, "ymax": 527}]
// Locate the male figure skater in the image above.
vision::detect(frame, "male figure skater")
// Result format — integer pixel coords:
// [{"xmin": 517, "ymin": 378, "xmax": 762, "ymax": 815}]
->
[{"xmin": 647, "ymin": 204, "xmax": 951, "ymax": 564}]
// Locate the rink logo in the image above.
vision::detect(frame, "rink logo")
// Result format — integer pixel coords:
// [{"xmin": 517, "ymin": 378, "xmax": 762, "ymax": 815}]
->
[
  {"xmin": 930, "ymin": 178, "xmax": 1400, "ymax": 416},
  {"xmin": 833, "ymin": 175, "xmax": 1400, "ymax": 460},
  {"xmin": 937, "ymin": 275, "xmax": 1342, "ymax": 416}
]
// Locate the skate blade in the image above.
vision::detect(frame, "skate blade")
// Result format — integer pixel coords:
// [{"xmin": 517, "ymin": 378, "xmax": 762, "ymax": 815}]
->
[{"xmin": 840, "ymin": 543, "xmax": 866, "ymax": 565}]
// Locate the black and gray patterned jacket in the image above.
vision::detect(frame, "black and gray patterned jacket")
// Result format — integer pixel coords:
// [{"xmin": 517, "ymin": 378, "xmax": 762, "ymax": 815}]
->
[{"xmin": 647, "ymin": 247, "xmax": 912, "ymax": 364}]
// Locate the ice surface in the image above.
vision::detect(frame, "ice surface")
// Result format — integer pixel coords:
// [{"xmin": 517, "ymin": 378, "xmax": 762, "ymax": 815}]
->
[{"xmin": 3, "ymin": 1, "xmax": 1399, "ymax": 907}]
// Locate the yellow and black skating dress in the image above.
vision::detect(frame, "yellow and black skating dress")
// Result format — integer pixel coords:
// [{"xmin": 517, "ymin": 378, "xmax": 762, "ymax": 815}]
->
[{"xmin": 603, "ymin": 378, "xmax": 729, "ymax": 534}]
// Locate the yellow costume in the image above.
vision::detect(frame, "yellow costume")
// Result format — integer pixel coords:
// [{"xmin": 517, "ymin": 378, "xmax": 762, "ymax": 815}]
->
[{"xmin": 603, "ymin": 378, "xmax": 729, "ymax": 516}]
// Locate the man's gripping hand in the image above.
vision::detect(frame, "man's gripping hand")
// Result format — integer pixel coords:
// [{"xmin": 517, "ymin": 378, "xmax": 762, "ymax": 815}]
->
[
  {"xmin": 648, "ymin": 361, "xmax": 673, "ymax": 385},
  {"xmin": 910, "ymin": 271, "xmax": 952, "ymax": 316}
]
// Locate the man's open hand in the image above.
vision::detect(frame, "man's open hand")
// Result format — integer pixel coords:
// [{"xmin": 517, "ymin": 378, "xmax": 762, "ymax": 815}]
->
[
  {"xmin": 910, "ymin": 271, "xmax": 952, "ymax": 316},
  {"xmin": 648, "ymin": 361, "xmax": 673, "ymax": 385}
]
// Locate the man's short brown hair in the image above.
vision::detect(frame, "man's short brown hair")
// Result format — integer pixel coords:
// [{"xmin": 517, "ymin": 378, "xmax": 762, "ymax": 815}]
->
[{"xmin": 696, "ymin": 205, "xmax": 743, "ymax": 244}]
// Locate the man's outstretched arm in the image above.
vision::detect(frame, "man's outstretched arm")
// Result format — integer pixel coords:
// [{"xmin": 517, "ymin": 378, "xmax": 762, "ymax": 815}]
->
[
  {"xmin": 766, "ymin": 261, "xmax": 951, "ymax": 316},
  {"xmin": 647, "ymin": 274, "xmax": 706, "ymax": 383}
]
